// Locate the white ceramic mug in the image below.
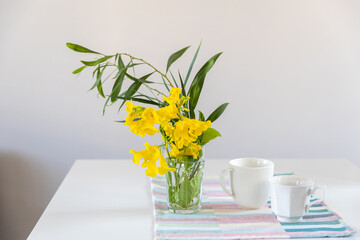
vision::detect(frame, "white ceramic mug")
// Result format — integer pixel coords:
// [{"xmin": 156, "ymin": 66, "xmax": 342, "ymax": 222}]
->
[
  {"xmin": 270, "ymin": 175, "xmax": 326, "ymax": 223},
  {"xmin": 220, "ymin": 158, "xmax": 274, "ymax": 209}
]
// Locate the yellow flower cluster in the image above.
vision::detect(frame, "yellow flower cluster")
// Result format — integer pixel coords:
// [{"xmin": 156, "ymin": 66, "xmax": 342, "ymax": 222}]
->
[
  {"xmin": 126, "ymin": 88, "xmax": 212, "ymax": 177},
  {"xmin": 124, "ymin": 101, "xmax": 159, "ymax": 137},
  {"xmin": 169, "ymin": 117, "xmax": 211, "ymax": 159},
  {"xmin": 130, "ymin": 143, "xmax": 175, "ymax": 177}
]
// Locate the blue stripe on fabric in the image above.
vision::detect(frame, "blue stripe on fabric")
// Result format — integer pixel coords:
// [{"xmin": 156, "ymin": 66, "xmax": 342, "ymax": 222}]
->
[
  {"xmin": 311, "ymin": 204, "xmax": 325, "ymax": 207},
  {"xmin": 303, "ymin": 213, "xmax": 333, "ymax": 219},
  {"xmin": 274, "ymin": 173, "xmax": 294, "ymax": 176},
  {"xmin": 289, "ymin": 232, "xmax": 354, "ymax": 239},
  {"xmin": 285, "ymin": 226, "xmax": 350, "ymax": 232},
  {"xmin": 281, "ymin": 220, "xmax": 340, "ymax": 226},
  {"xmin": 308, "ymin": 209, "xmax": 329, "ymax": 213}
]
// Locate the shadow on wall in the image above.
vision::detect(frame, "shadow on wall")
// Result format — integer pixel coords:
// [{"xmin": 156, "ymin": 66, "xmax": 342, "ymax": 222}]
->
[{"xmin": 0, "ymin": 152, "xmax": 51, "ymax": 240}]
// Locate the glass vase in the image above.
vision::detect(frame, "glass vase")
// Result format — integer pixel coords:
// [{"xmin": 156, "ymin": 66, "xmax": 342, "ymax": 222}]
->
[{"xmin": 163, "ymin": 148, "xmax": 205, "ymax": 214}]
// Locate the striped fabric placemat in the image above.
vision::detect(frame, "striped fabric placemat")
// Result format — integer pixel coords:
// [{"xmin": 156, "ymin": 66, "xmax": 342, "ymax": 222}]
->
[{"xmin": 151, "ymin": 176, "xmax": 355, "ymax": 239}]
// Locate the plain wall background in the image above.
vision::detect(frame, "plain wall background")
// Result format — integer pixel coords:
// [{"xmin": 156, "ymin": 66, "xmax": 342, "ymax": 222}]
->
[{"xmin": 1, "ymin": 0, "xmax": 360, "ymax": 239}]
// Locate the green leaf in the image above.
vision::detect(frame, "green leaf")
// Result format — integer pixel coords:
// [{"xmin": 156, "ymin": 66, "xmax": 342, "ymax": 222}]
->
[
  {"xmin": 179, "ymin": 176, "xmax": 192, "ymax": 206},
  {"xmin": 190, "ymin": 110, "xmax": 196, "ymax": 119},
  {"xmin": 122, "ymin": 72, "xmax": 154, "ymax": 98},
  {"xmin": 102, "ymin": 97, "xmax": 112, "ymax": 115},
  {"xmin": 133, "ymin": 93, "xmax": 164, "ymax": 107},
  {"xmin": 72, "ymin": 66, "xmax": 86, "ymax": 74},
  {"xmin": 117, "ymin": 96, "xmax": 159, "ymax": 106},
  {"xmin": 166, "ymin": 46, "xmax": 190, "ymax": 73},
  {"xmin": 92, "ymin": 65, "xmax": 99, "ymax": 78},
  {"xmin": 66, "ymin": 42, "xmax": 100, "ymax": 54},
  {"xmin": 110, "ymin": 71, "xmax": 126, "ymax": 102},
  {"xmin": 190, "ymin": 168, "xmax": 202, "ymax": 197},
  {"xmin": 95, "ymin": 67, "xmax": 105, "ymax": 98},
  {"xmin": 120, "ymin": 82, "xmax": 140, "ymax": 102},
  {"xmin": 169, "ymin": 71, "xmax": 179, "ymax": 88},
  {"xmin": 184, "ymin": 41, "xmax": 201, "ymax": 87},
  {"xmin": 177, "ymin": 71, "xmax": 186, "ymax": 95},
  {"xmin": 118, "ymin": 78, "xmax": 144, "ymax": 111},
  {"xmin": 81, "ymin": 55, "xmax": 113, "ymax": 66},
  {"xmin": 200, "ymin": 128, "xmax": 221, "ymax": 145},
  {"xmin": 89, "ymin": 67, "xmax": 103, "ymax": 91},
  {"xmin": 125, "ymin": 72, "xmax": 155, "ymax": 84},
  {"xmin": 97, "ymin": 80, "xmax": 105, "ymax": 98},
  {"xmin": 102, "ymin": 60, "xmax": 131, "ymax": 115},
  {"xmin": 188, "ymin": 52, "xmax": 222, "ymax": 117},
  {"xmin": 118, "ymin": 54, "xmax": 125, "ymax": 68},
  {"xmin": 206, "ymin": 102, "xmax": 229, "ymax": 123},
  {"xmin": 134, "ymin": 93, "xmax": 158, "ymax": 101},
  {"xmin": 139, "ymin": 72, "xmax": 154, "ymax": 81},
  {"xmin": 110, "ymin": 56, "xmax": 127, "ymax": 103},
  {"xmin": 161, "ymin": 76, "xmax": 170, "ymax": 92},
  {"xmin": 198, "ymin": 110, "xmax": 205, "ymax": 121}
]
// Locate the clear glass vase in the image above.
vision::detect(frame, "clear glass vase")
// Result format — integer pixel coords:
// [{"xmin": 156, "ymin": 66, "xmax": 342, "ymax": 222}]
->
[{"xmin": 163, "ymin": 147, "xmax": 205, "ymax": 214}]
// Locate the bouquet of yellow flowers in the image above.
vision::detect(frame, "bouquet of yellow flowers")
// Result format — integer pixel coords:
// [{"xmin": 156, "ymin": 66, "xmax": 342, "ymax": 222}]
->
[{"xmin": 67, "ymin": 42, "xmax": 228, "ymax": 213}]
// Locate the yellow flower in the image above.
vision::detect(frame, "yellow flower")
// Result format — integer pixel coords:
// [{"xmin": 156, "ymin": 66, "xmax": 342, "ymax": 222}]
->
[
  {"xmin": 173, "ymin": 117, "xmax": 212, "ymax": 149},
  {"xmin": 156, "ymin": 104, "xmax": 178, "ymax": 123},
  {"xmin": 130, "ymin": 143, "xmax": 175, "ymax": 177},
  {"xmin": 161, "ymin": 120, "xmax": 175, "ymax": 138},
  {"xmin": 169, "ymin": 144, "xmax": 182, "ymax": 158},
  {"xmin": 163, "ymin": 87, "xmax": 181, "ymax": 106},
  {"xmin": 124, "ymin": 101, "xmax": 159, "ymax": 137},
  {"xmin": 170, "ymin": 142, "xmax": 202, "ymax": 159},
  {"xmin": 184, "ymin": 142, "xmax": 202, "ymax": 159},
  {"xmin": 165, "ymin": 117, "xmax": 212, "ymax": 159}
]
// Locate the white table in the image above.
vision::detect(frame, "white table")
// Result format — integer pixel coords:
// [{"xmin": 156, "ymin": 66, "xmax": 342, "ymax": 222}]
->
[{"xmin": 27, "ymin": 159, "xmax": 360, "ymax": 240}]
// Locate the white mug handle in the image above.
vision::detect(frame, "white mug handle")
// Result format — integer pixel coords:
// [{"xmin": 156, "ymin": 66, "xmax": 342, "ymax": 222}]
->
[
  {"xmin": 305, "ymin": 186, "xmax": 326, "ymax": 212},
  {"xmin": 220, "ymin": 167, "xmax": 235, "ymax": 197}
]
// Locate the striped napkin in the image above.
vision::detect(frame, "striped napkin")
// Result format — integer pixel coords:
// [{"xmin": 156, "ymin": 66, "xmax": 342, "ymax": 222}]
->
[{"xmin": 151, "ymin": 176, "xmax": 355, "ymax": 239}]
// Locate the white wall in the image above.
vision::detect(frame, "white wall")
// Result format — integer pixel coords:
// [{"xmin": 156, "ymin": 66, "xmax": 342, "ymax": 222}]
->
[{"xmin": 1, "ymin": 0, "xmax": 359, "ymax": 239}]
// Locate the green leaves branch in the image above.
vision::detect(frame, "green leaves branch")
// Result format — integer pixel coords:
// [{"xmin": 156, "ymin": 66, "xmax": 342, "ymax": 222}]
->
[{"xmin": 67, "ymin": 41, "xmax": 229, "ymax": 145}]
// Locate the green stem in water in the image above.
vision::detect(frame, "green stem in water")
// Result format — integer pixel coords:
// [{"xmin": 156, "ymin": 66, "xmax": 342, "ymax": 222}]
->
[{"xmin": 189, "ymin": 162, "xmax": 200, "ymax": 181}]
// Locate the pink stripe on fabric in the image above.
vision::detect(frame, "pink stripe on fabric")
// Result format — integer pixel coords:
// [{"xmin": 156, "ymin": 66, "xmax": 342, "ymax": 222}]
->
[
  {"xmin": 156, "ymin": 232, "xmax": 289, "ymax": 238},
  {"xmin": 157, "ymin": 220, "xmax": 219, "ymax": 224},
  {"xmin": 152, "ymin": 181, "xmax": 225, "ymax": 186},
  {"xmin": 156, "ymin": 218, "xmax": 218, "ymax": 222},
  {"xmin": 152, "ymin": 185, "xmax": 165, "ymax": 187},
  {"xmin": 203, "ymin": 192, "xmax": 231, "ymax": 196},
  {"xmin": 201, "ymin": 204, "xmax": 240, "ymax": 209},
  {"xmin": 152, "ymin": 192, "xmax": 167, "ymax": 197},
  {"xmin": 156, "ymin": 216, "xmax": 278, "ymax": 224},
  {"xmin": 156, "ymin": 203, "xmax": 256, "ymax": 210},
  {"xmin": 155, "ymin": 203, "xmax": 168, "ymax": 208},
  {"xmin": 202, "ymin": 182, "xmax": 225, "ymax": 186},
  {"xmin": 215, "ymin": 217, "xmax": 278, "ymax": 224}
]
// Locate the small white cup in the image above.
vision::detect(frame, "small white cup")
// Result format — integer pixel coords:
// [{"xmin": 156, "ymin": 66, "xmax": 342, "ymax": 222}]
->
[
  {"xmin": 270, "ymin": 175, "xmax": 326, "ymax": 223},
  {"xmin": 220, "ymin": 158, "xmax": 274, "ymax": 209}
]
